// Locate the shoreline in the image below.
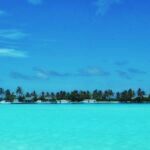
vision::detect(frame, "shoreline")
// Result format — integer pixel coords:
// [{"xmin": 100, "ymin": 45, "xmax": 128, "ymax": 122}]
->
[{"xmin": 1, "ymin": 101, "xmax": 150, "ymax": 105}]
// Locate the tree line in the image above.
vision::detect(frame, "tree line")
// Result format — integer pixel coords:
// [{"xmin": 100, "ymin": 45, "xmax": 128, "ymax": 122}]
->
[{"xmin": 0, "ymin": 87, "xmax": 150, "ymax": 103}]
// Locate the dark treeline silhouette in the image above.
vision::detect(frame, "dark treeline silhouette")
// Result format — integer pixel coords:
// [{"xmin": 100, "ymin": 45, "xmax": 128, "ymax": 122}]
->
[{"xmin": 0, "ymin": 87, "xmax": 150, "ymax": 103}]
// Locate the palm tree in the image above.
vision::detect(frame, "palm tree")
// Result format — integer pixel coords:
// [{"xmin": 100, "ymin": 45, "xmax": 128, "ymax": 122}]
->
[
  {"xmin": 16, "ymin": 86, "xmax": 24, "ymax": 102},
  {"xmin": 40, "ymin": 92, "xmax": 46, "ymax": 102},
  {"xmin": 5, "ymin": 89, "xmax": 14, "ymax": 102},
  {"xmin": 10, "ymin": 92, "xmax": 16, "ymax": 102},
  {"xmin": 92, "ymin": 90, "xmax": 103, "ymax": 101},
  {"xmin": 137, "ymin": 88, "xmax": 145, "ymax": 103},
  {"xmin": 98, "ymin": 90, "xmax": 103, "ymax": 101},
  {"xmin": 86, "ymin": 91, "xmax": 91, "ymax": 99},
  {"xmin": 70, "ymin": 90, "xmax": 80, "ymax": 102},
  {"xmin": 148, "ymin": 95, "xmax": 150, "ymax": 102},
  {"xmin": 92, "ymin": 90, "xmax": 98, "ymax": 100},
  {"xmin": 116, "ymin": 92, "xmax": 121, "ymax": 101},
  {"xmin": 56, "ymin": 92, "xmax": 61, "ymax": 103},
  {"xmin": 50, "ymin": 92, "xmax": 56, "ymax": 101},
  {"xmin": 79, "ymin": 91, "xmax": 86, "ymax": 101},
  {"xmin": 25, "ymin": 92, "xmax": 31, "ymax": 97},
  {"xmin": 44, "ymin": 92, "xmax": 50, "ymax": 101},
  {"xmin": 103, "ymin": 90, "xmax": 109, "ymax": 101},
  {"xmin": 49, "ymin": 92, "xmax": 57, "ymax": 103},
  {"xmin": 120, "ymin": 90, "xmax": 128, "ymax": 103},
  {"xmin": 85, "ymin": 91, "xmax": 91, "ymax": 103},
  {"xmin": 46, "ymin": 92, "xmax": 50, "ymax": 97},
  {"xmin": 0, "ymin": 88, "xmax": 4, "ymax": 101},
  {"xmin": 107, "ymin": 90, "xmax": 114, "ymax": 101},
  {"xmin": 16, "ymin": 86, "xmax": 23, "ymax": 97},
  {"xmin": 58, "ymin": 91, "xmax": 67, "ymax": 101},
  {"xmin": 128, "ymin": 89, "xmax": 135, "ymax": 102},
  {"xmin": 66, "ymin": 92, "xmax": 71, "ymax": 102},
  {"xmin": 31, "ymin": 91, "xmax": 38, "ymax": 102}
]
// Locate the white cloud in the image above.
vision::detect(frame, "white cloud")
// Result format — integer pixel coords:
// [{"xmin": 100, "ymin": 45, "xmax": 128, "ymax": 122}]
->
[
  {"xmin": 0, "ymin": 10, "xmax": 5, "ymax": 16},
  {"xmin": 0, "ymin": 49, "xmax": 28, "ymax": 58},
  {"xmin": 36, "ymin": 71, "xmax": 49, "ymax": 79},
  {"xmin": 34, "ymin": 68, "xmax": 70, "ymax": 79},
  {"xmin": 80, "ymin": 67, "xmax": 110, "ymax": 76},
  {"xmin": 96, "ymin": 0, "xmax": 121, "ymax": 15},
  {"xmin": 27, "ymin": 0, "xmax": 42, "ymax": 5},
  {"xmin": 0, "ymin": 29, "xmax": 27, "ymax": 40}
]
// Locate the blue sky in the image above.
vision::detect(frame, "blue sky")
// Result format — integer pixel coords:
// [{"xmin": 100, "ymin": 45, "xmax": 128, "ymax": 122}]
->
[{"xmin": 0, "ymin": 0, "xmax": 150, "ymax": 92}]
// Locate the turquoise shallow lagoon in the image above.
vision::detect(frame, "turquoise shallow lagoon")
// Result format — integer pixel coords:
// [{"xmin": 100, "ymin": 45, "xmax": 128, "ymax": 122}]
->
[{"xmin": 0, "ymin": 104, "xmax": 150, "ymax": 150}]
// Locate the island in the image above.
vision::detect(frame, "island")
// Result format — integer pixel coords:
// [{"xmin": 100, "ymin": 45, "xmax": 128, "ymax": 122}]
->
[{"xmin": 0, "ymin": 87, "xmax": 149, "ymax": 104}]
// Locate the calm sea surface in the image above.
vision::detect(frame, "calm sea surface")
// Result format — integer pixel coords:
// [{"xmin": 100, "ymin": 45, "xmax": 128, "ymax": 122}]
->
[{"xmin": 0, "ymin": 104, "xmax": 150, "ymax": 150}]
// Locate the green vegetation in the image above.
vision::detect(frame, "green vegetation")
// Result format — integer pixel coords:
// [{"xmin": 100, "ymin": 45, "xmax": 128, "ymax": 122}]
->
[{"xmin": 0, "ymin": 87, "xmax": 150, "ymax": 103}]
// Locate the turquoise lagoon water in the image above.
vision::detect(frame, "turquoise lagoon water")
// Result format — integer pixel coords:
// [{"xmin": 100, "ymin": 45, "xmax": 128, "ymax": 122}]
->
[{"xmin": 0, "ymin": 104, "xmax": 150, "ymax": 150}]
